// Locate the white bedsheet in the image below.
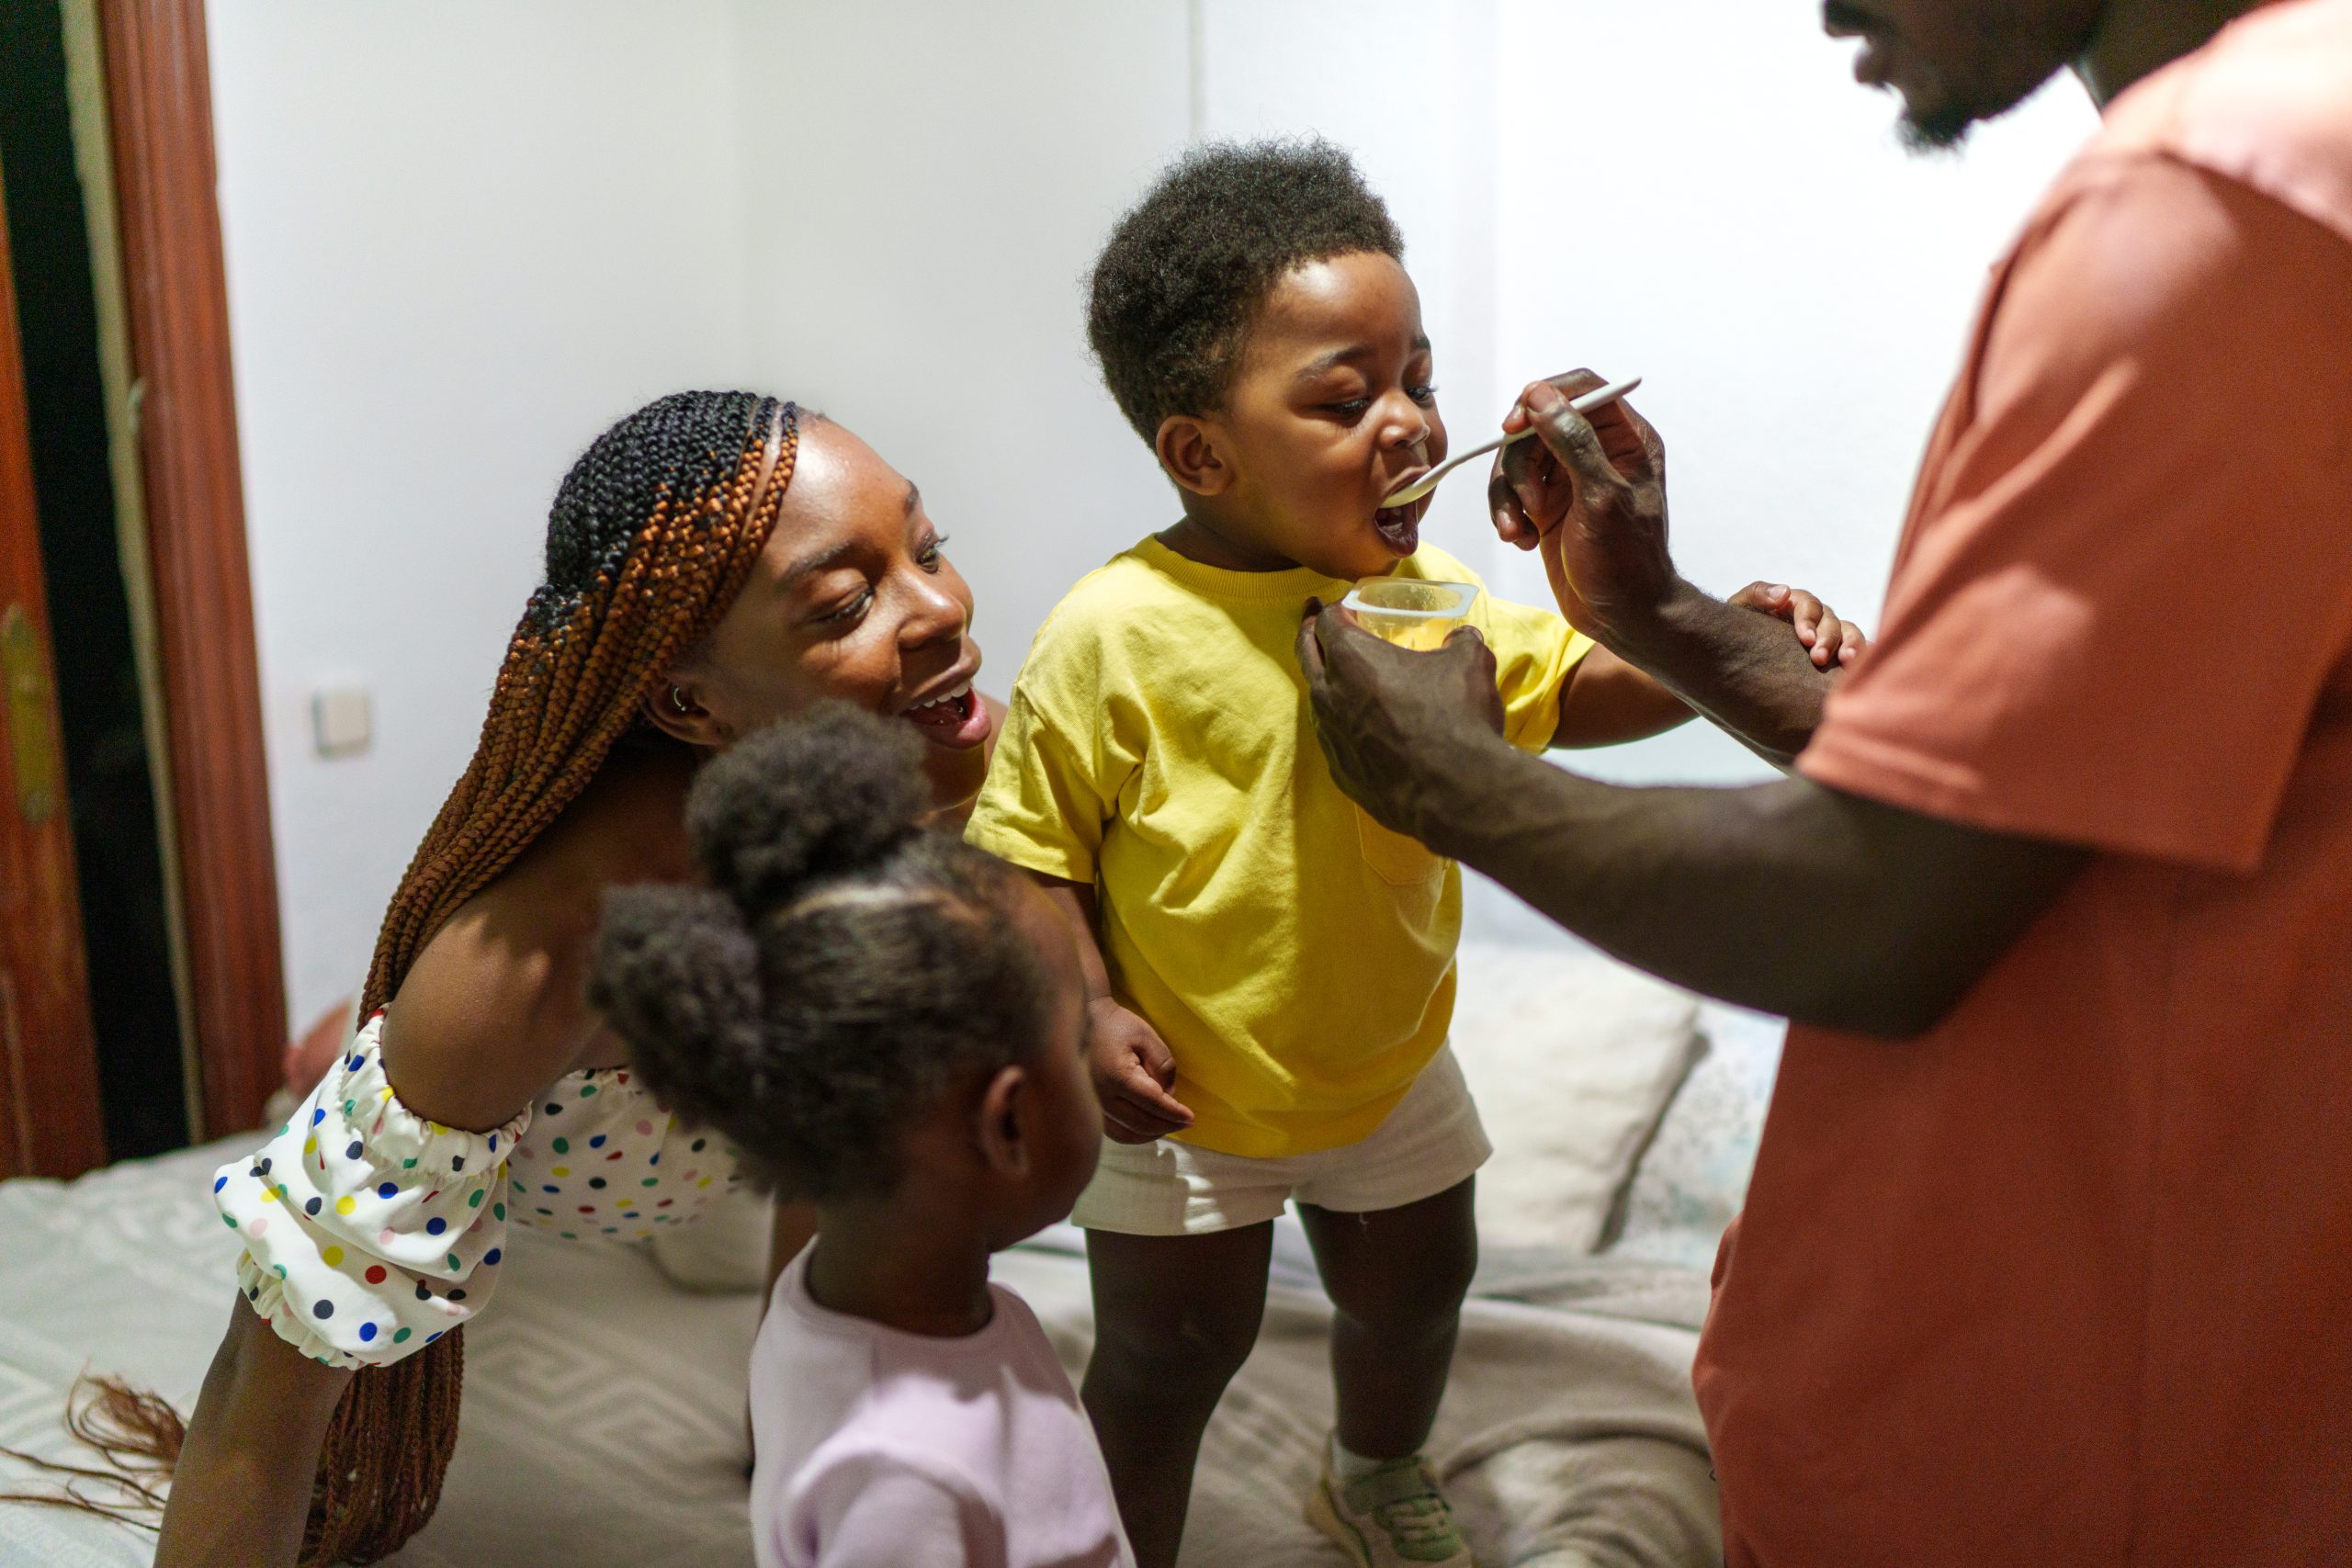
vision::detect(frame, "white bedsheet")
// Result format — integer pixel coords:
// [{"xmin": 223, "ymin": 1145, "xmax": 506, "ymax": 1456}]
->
[{"xmin": 1, "ymin": 1140, "xmax": 1717, "ymax": 1566}]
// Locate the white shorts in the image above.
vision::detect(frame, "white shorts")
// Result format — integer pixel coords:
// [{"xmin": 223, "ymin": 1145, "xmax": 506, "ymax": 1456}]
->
[{"xmin": 1071, "ymin": 1046, "xmax": 1491, "ymax": 1236}]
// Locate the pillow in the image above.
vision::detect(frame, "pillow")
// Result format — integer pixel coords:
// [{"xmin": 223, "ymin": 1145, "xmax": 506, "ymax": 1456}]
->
[
  {"xmin": 649, "ymin": 1180, "xmax": 777, "ymax": 1293},
  {"xmin": 1606, "ymin": 1000, "xmax": 1784, "ymax": 1272},
  {"xmin": 260, "ymin": 995, "xmax": 363, "ymax": 1134},
  {"xmin": 286, "ymin": 995, "xmax": 360, "ymax": 1099},
  {"xmin": 1450, "ymin": 939, "xmax": 1705, "ymax": 1254}
]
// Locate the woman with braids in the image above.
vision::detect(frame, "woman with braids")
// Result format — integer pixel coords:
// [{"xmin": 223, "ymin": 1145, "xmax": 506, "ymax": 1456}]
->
[{"xmin": 150, "ymin": 389, "xmax": 1001, "ymax": 1567}]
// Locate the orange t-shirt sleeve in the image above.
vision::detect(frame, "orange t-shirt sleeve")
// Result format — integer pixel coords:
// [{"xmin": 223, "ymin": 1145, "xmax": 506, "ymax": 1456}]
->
[{"xmin": 1799, "ymin": 156, "xmax": 2352, "ymax": 874}]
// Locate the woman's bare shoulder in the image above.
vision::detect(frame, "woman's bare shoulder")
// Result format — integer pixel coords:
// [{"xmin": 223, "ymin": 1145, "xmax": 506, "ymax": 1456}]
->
[{"xmin": 379, "ymin": 741, "xmax": 697, "ymax": 1129}]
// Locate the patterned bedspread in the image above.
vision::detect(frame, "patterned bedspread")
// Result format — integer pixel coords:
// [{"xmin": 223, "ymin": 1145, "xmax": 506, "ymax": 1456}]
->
[{"xmin": 1, "ymin": 1138, "xmax": 1718, "ymax": 1566}]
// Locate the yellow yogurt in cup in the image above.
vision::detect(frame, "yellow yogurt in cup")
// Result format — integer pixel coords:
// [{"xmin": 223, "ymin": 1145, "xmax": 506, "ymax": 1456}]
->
[{"xmin": 1340, "ymin": 579, "xmax": 1477, "ymax": 650}]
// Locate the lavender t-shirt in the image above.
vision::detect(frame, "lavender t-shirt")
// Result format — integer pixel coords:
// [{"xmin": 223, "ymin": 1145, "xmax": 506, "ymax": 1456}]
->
[{"xmin": 751, "ymin": 1251, "xmax": 1135, "ymax": 1568}]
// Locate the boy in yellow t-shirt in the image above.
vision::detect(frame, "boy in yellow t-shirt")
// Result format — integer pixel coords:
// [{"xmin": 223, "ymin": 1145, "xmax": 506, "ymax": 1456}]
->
[{"xmin": 967, "ymin": 141, "xmax": 1849, "ymax": 1568}]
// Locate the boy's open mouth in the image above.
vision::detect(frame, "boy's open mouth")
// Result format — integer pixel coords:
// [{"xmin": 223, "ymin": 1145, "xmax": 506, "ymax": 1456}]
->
[
  {"xmin": 899, "ymin": 682, "xmax": 989, "ymax": 750},
  {"xmin": 1373, "ymin": 492, "xmax": 1428, "ymax": 556}
]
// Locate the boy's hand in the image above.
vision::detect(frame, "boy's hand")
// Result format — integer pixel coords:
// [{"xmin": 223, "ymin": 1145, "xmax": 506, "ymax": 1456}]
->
[
  {"xmin": 1727, "ymin": 581, "xmax": 1871, "ymax": 670},
  {"xmin": 1087, "ymin": 998, "xmax": 1194, "ymax": 1145}
]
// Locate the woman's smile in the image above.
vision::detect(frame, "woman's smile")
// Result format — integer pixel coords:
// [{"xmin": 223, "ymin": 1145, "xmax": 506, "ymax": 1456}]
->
[{"xmin": 898, "ymin": 671, "xmax": 990, "ymax": 749}]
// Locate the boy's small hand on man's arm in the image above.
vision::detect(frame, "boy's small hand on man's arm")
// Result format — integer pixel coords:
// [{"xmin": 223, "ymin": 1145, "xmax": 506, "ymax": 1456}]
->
[
  {"xmin": 1549, "ymin": 583, "xmax": 1868, "ymax": 749},
  {"xmin": 1726, "ymin": 581, "xmax": 1870, "ymax": 671},
  {"xmin": 1550, "ymin": 581, "xmax": 1870, "ymax": 746},
  {"xmin": 1035, "ymin": 875, "xmax": 1193, "ymax": 1145}
]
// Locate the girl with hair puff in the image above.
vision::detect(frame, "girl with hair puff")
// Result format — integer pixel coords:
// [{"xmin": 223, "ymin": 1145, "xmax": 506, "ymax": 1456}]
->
[{"xmin": 592, "ymin": 705, "xmax": 1123, "ymax": 1568}]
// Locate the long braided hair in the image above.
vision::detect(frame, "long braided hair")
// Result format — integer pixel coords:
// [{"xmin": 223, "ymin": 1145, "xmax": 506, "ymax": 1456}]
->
[
  {"xmin": 362, "ymin": 389, "xmax": 797, "ymax": 1016},
  {"xmin": 1, "ymin": 392, "xmax": 800, "ymax": 1564},
  {"xmin": 308, "ymin": 390, "xmax": 798, "ymax": 1564}
]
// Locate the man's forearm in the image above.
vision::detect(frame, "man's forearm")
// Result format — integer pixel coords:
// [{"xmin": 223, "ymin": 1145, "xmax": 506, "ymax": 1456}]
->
[
  {"xmin": 1289, "ymin": 597, "xmax": 2067, "ymax": 1032},
  {"xmin": 1422, "ymin": 743, "xmax": 2079, "ymax": 1034},
  {"xmin": 1603, "ymin": 578, "xmax": 1838, "ymax": 766}
]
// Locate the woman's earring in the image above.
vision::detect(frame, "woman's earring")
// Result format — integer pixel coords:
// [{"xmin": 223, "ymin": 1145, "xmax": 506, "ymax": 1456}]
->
[{"xmin": 671, "ymin": 689, "xmax": 691, "ymax": 716}]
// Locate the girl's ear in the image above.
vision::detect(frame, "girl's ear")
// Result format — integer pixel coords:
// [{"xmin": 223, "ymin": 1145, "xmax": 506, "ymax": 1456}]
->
[
  {"xmin": 1155, "ymin": 414, "xmax": 1235, "ymax": 498},
  {"xmin": 974, "ymin": 1064, "xmax": 1031, "ymax": 1179},
  {"xmin": 640, "ymin": 671, "xmax": 733, "ymax": 748}
]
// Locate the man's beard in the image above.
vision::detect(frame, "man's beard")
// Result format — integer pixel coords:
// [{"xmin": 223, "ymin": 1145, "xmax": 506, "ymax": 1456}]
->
[
  {"xmin": 1898, "ymin": 96, "xmax": 1982, "ymax": 153},
  {"xmin": 1893, "ymin": 54, "xmax": 2067, "ymax": 154}
]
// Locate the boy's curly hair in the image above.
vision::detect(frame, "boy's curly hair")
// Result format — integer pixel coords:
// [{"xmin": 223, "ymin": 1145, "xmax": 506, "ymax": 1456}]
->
[
  {"xmin": 1087, "ymin": 137, "xmax": 1403, "ymax": 444},
  {"xmin": 589, "ymin": 705, "xmax": 1053, "ymax": 1202}
]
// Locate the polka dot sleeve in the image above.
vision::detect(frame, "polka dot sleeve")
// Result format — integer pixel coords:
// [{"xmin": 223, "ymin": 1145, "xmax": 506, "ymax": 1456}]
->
[{"xmin": 211, "ymin": 1015, "xmax": 531, "ymax": 1368}]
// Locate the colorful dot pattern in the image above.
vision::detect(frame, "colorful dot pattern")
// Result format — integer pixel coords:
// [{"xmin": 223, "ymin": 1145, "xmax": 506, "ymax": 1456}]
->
[
  {"xmin": 216, "ymin": 1013, "xmax": 528, "ymax": 1370},
  {"xmin": 213, "ymin": 1012, "xmax": 745, "ymax": 1369},
  {"xmin": 503, "ymin": 1074, "xmax": 744, "ymax": 1245}
]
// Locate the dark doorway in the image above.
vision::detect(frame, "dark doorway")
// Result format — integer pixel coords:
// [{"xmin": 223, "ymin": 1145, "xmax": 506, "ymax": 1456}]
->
[{"xmin": 0, "ymin": 3, "xmax": 188, "ymax": 1156}]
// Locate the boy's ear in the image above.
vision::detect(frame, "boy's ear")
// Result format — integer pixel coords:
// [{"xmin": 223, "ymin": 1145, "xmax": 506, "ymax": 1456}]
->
[
  {"xmin": 1154, "ymin": 414, "xmax": 1234, "ymax": 498},
  {"xmin": 974, "ymin": 1065, "xmax": 1031, "ymax": 1179},
  {"xmin": 640, "ymin": 670, "xmax": 732, "ymax": 748}
]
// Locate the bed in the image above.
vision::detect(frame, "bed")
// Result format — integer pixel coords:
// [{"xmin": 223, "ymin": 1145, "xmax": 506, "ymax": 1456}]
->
[{"xmin": 0, "ymin": 941, "xmax": 1779, "ymax": 1566}]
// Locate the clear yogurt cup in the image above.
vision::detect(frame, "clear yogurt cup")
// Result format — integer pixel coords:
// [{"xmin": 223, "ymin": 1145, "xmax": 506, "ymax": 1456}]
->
[{"xmin": 1340, "ymin": 579, "xmax": 1478, "ymax": 650}]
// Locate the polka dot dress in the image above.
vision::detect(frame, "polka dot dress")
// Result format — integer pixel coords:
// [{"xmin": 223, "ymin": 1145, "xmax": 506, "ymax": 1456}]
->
[
  {"xmin": 213, "ymin": 1012, "xmax": 744, "ymax": 1370},
  {"xmin": 505, "ymin": 1068, "xmax": 744, "ymax": 1245}
]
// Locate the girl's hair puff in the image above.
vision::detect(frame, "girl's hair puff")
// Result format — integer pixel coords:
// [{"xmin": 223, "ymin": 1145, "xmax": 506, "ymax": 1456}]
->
[{"xmin": 592, "ymin": 705, "xmax": 1055, "ymax": 1202}]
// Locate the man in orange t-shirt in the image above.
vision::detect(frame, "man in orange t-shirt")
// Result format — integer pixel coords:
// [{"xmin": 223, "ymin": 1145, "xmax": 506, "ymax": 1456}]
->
[{"xmin": 1297, "ymin": 1, "xmax": 2352, "ymax": 1561}]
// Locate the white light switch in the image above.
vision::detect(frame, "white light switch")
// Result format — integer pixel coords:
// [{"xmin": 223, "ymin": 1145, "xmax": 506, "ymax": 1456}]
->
[{"xmin": 312, "ymin": 685, "xmax": 372, "ymax": 759}]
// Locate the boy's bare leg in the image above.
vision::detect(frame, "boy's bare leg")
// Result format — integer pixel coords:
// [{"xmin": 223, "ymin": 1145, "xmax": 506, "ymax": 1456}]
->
[
  {"xmin": 1082, "ymin": 1223, "xmax": 1273, "ymax": 1568},
  {"xmin": 1298, "ymin": 1177, "xmax": 1478, "ymax": 1461}
]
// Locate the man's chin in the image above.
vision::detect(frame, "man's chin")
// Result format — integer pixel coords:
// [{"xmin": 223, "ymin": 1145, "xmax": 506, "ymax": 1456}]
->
[
  {"xmin": 1897, "ymin": 99, "xmax": 1979, "ymax": 153},
  {"xmin": 1888, "ymin": 60, "xmax": 2068, "ymax": 156}
]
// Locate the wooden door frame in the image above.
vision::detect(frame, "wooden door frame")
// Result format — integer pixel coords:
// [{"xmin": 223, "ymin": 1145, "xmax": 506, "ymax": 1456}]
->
[
  {"xmin": 0, "ymin": 156, "xmax": 109, "ymax": 1179},
  {"xmin": 97, "ymin": 0, "xmax": 282, "ymax": 1142}
]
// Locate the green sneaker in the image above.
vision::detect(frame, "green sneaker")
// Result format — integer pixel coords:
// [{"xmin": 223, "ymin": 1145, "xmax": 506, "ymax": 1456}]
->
[{"xmin": 1305, "ymin": 1451, "xmax": 1476, "ymax": 1567}]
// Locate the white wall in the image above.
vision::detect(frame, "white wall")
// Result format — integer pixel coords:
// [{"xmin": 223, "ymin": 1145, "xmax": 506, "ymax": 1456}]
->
[
  {"xmin": 214, "ymin": 0, "xmax": 2101, "ymax": 1020},
  {"xmin": 209, "ymin": 0, "xmax": 763, "ymax": 1023}
]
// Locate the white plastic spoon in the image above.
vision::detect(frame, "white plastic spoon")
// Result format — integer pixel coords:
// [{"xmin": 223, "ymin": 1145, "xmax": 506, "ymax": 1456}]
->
[{"xmin": 1381, "ymin": 376, "xmax": 1643, "ymax": 509}]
